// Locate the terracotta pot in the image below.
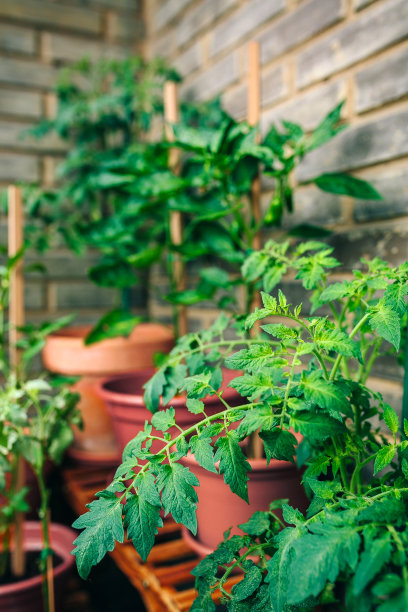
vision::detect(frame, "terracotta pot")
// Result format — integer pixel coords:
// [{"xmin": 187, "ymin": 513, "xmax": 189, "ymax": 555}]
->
[
  {"xmin": 42, "ymin": 323, "xmax": 174, "ymax": 466},
  {"xmin": 180, "ymin": 453, "xmax": 308, "ymax": 554},
  {"xmin": 98, "ymin": 368, "xmax": 243, "ymax": 455},
  {"xmin": 0, "ymin": 521, "xmax": 75, "ymax": 612}
]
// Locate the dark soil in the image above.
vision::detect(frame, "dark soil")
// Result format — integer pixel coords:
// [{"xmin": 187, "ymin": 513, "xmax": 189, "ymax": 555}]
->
[{"xmin": 0, "ymin": 551, "xmax": 63, "ymax": 586}]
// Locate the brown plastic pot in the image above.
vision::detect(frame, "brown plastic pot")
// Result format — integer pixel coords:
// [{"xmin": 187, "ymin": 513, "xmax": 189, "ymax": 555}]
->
[
  {"xmin": 0, "ymin": 521, "xmax": 75, "ymax": 612},
  {"xmin": 42, "ymin": 323, "xmax": 174, "ymax": 466},
  {"xmin": 98, "ymin": 368, "xmax": 243, "ymax": 455},
  {"xmin": 180, "ymin": 452, "xmax": 308, "ymax": 554}
]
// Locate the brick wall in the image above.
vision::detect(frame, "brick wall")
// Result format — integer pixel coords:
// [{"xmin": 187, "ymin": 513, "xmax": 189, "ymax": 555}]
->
[
  {"xmin": 0, "ymin": 0, "xmax": 142, "ymax": 325},
  {"xmin": 145, "ymin": 0, "xmax": 408, "ymax": 409}
]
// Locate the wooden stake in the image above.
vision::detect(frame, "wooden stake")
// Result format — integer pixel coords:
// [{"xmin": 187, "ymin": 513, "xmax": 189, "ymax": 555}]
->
[
  {"xmin": 8, "ymin": 185, "xmax": 26, "ymax": 577},
  {"xmin": 163, "ymin": 81, "xmax": 188, "ymax": 338},
  {"xmin": 247, "ymin": 43, "xmax": 264, "ymax": 460}
]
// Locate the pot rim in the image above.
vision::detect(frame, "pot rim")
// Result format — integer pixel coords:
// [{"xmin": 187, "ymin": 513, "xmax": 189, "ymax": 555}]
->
[
  {"xmin": 0, "ymin": 521, "xmax": 75, "ymax": 597},
  {"xmin": 98, "ymin": 368, "xmax": 242, "ymax": 409}
]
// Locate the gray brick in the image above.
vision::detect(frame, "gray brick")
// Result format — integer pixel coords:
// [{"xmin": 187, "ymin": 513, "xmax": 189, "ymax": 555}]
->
[
  {"xmin": 259, "ymin": 0, "xmax": 345, "ymax": 64},
  {"xmin": 281, "ymin": 185, "xmax": 343, "ymax": 229},
  {"xmin": 0, "ymin": 24, "xmax": 36, "ymax": 55},
  {"xmin": 328, "ymin": 224, "xmax": 408, "ymax": 270},
  {"xmin": 0, "ymin": 89, "xmax": 42, "ymax": 118},
  {"xmin": 0, "ymin": 0, "xmax": 101, "ymax": 34},
  {"xmin": 178, "ymin": 0, "xmax": 238, "ymax": 49},
  {"xmin": 353, "ymin": 167, "xmax": 408, "ymax": 222},
  {"xmin": 0, "ymin": 152, "xmax": 39, "ymax": 181},
  {"xmin": 296, "ymin": 0, "xmax": 408, "ymax": 89},
  {"xmin": 180, "ymin": 54, "xmax": 239, "ymax": 101},
  {"xmin": 210, "ymin": 0, "xmax": 285, "ymax": 57},
  {"xmin": 25, "ymin": 253, "xmax": 96, "ymax": 279},
  {"xmin": 107, "ymin": 12, "xmax": 143, "ymax": 41},
  {"xmin": 150, "ymin": 30, "xmax": 175, "ymax": 58},
  {"xmin": 261, "ymin": 79, "xmax": 346, "ymax": 134},
  {"xmin": 154, "ymin": 0, "xmax": 196, "ymax": 32},
  {"xmin": 173, "ymin": 43, "xmax": 202, "ymax": 77},
  {"xmin": 25, "ymin": 283, "xmax": 45, "ymax": 310},
  {"xmin": 0, "ymin": 120, "xmax": 67, "ymax": 152},
  {"xmin": 0, "ymin": 57, "xmax": 56, "ymax": 89},
  {"xmin": 261, "ymin": 65, "xmax": 287, "ymax": 108},
  {"xmin": 56, "ymin": 283, "xmax": 116, "ymax": 309},
  {"xmin": 222, "ymin": 83, "xmax": 248, "ymax": 119},
  {"xmin": 356, "ymin": 47, "xmax": 408, "ymax": 114},
  {"xmin": 42, "ymin": 33, "xmax": 125, "ymax": 63},
  {"xmin": 297, "ymin": 109, "xmax": 408, "ymax": 182}
]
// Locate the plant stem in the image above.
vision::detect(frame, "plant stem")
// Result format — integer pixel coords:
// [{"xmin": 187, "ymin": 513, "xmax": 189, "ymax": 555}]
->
[
  {"xmin": 36, "ymin": 466, "xmax": 53, "ymax": 612},
  {"xmin": 329, "ymin": 313, "xmax": 370, "ymax": 381}
]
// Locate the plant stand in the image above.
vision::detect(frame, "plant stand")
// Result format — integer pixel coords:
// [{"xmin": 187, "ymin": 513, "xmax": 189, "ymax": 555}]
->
[{"xmin": 63, "ymin": 467, "xmax": 241, "ymax": 611}]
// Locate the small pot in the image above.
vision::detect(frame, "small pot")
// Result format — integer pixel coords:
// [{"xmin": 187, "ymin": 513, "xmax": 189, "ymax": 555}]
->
[
  {"xmin": 42, "ymin": 323, "xmax": 174, "ymax": 466},
  {"xmin": 180, "ymin": 453, "xmax": 308, "ymax": 554},
  {"xmin": 0, "ymin": 522, "xmax": 75, "ymax": 612},
  {"xmin": 98, "ymin": 368, "xmax": 243, "ymax": 455}
]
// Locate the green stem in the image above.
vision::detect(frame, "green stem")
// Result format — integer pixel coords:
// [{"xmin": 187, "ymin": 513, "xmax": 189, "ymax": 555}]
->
[
  {"xmin": 388, "ymin": 526, "xmax": 408, "ymax": 608},
  {"xmin": 333, "ymin": 437, "xmax": 349, "ymax": 491},
  {"xmin": 36, "ymin": 466, "xmax": 51, "ymax": 612},
  {"xmin": 280, "ymin": 351, "xmax": 299, "ymax": 428},
  {"xmin": 329, "ymin": 313, "xmax": 370, "ymax": 381}
]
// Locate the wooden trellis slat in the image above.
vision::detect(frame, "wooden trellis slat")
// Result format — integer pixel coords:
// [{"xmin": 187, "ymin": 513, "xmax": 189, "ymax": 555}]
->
[{"xmin": 63, "ymin": 467, "xmax": 242, "ymax": 611}]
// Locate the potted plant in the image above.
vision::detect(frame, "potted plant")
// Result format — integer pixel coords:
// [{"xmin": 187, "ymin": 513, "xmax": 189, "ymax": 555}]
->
[
  {"xmin": 98, "ymin": 99, "xmax": 381, "ymax": 461},
  {"xmin": 0, "ymin": 252, "xmax": 81, "ymax": 612},
  {"xmin": 26, "ymin": 56, "xmax": 180, "ymax": 465},
  {"xmin": 70, "ymin": 237, "xmax": 408, "ymax": 610}
]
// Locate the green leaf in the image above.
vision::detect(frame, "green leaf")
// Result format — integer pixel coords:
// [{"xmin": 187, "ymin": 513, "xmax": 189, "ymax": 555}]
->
[
  {"xmin": 156, "ymin": 463, "xmax": 198, "ymax": 532},
  {"xmin": 263, "ymin": 263, "xmax": 287, "ymax": 292},
  {"xmin": 85, "ymin": 309, "xmax": 142, "ymax": 345},
  {"xmin": 261, "ymin": 324, "xmax": 297, "ymax": 340},
  {"xmin": 384, "ymin": 281, "xmax": 408, "ymax": 315},
  {"xmin": 225, "ymin": 344, "xmax": 283, "ymax": 373},
  {"xmin": 307, "ymin": 478, "xmax": 342, "ymax": 500},
  {"xmin": 237, "ymin": 404, "xmax": 280, "ymax": 436},
  {"xmin": 229, "ymin": 372, "xmax": 279, "ymax": 401},
  {"xmin": 318, "ymin": 281, "xmax": 351, "ymax": 304},
  {"xmin": 231, "ymin": 561, "xmax": 263, "ymax": 601},
  {"xmin": 72, "ymin": 491, "xmax": 125, "ymax": 579},
  {"xmin": 300, "ymin": 371, "xmax": 347, "ymax": 418},
  {"xmin": 288, "ymin": 525, "xmax": 360, "ymax": 604},
  {"xmin": 369, "ymin": 301, "xmax": 401, "ymax": 349},
  {"xmin": 313, "ymin": 173, "xmax": 382, "ymax": 200},
  {"xmin": 238, "ymin": 511, "xmax": 270, "ymax": 536},
  {"xmin": 260, "ymin": 428, "xmax": 297, "ymax": 463},
  {"xmin": 383, "ymin": 404, "xmax": 399, "ymax": 435},
  {"xmin": 182, "ymin": 372, "xmax": 213, "ymax": 398},
  {"xmin": 151, "ymin": 407, "xmax": 175, "ymax": 432},
  {"xmin": 143, "ymin": 369, "xmax": 167, "ymax": 413},
  {"xmin": 215, "ymin": 433, "xmax": 251, "ymax": 502},
  {"xmin": 353, "ymin": 533, "xmax": 392, "ymax": 596},
  {"xmin": 190, "ymin": 435, "xmax": 217, "ymax": 473},
  {"xmin": 125, "ymin": 472, "xmax": 163, "ymax": 561},
  {"xmin": 242, "ymin": 251, "xmax": 268, "ymax": 282},
  {"xmin": 290, "ymin": 411, "xmax": 345, "ymax": 442},
  {"xmin": 374, "ymin": 445, "xmax": 396, "ymax": 474},
  {"xmin": 186, "ymin": 398, "xmax": 205, "ymax": 414},
  {"xmin": 305, "ymin": 101, "xmax": 346, "ymax": 152},
  {"xmin": 267, "ymin": 527, "xmax": 300, "ymax": 612}
]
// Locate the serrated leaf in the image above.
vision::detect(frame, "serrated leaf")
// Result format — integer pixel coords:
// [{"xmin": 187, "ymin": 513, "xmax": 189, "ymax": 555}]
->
[
  {"xmin": 307, "ymin": 478, "xmax": 342, "ymax": 500},
  {"xmin": 156, "ymin": 463, "xmax": 199, "ymax": 532},
  {"xmin": 261, "ymin": 291, "xmax": 277, "ymax": 310},
  {"xmin": 182, "ymin": 372, "xmax": 213, "ymax": 398},
  {"xmin": 384, "ymin": 281, "xmax": 408, "ymax": 315},
  {"xmin": 72, "ymin": 491, "xmax": 125, "ymax": 579},
  {"xmin": 264, "ymin": 263, "xmax": 287, "ymax": 292},
  {"xmin": 260, "ymin": 428, "xmax": 297, "ymax": 463},
  {"xmin": 242, "ymin": 251, "xmax": 268, "ymax": 282},
  {"xmin": 353, "ymin": 533, "xmax": 392, "ymax": 596},
  {"xmin": 215, "ymin": 433, "xmax": 251, "ymax": 502},
  {"xmin": 231, "ymin": 561, "xmax": 262, "ymax": 601},
  {"xmin": 186, "ymin": 398, "xmax": 205, "ymax": 414},
  {"xmin": 237, "ymin": 404, "xmax": 280, "ymax": 436},
  {"xmin": 190, "ymin": 435, "xmax": 217, "ymax": 473},
  {"xmin": 369, "ymin": 301, "xmax": 400, "ymax": 349},
  {"xmin": 374, "ymin": 445, "xmax": 396, "ymax": 474},
  {"xmin": 229, "ymin": 372, "xmax": 278, "ymax": 400},
  {"xmin": 261, "ymin": 324, "xmax": 297, "ymax": 340},
  {"xmin": 317, "ymin": 282, "xmax": 351, "ymax": 304},
  {"xmin": 383, "ymin": 403, "xmax": 399, "ymax": 435},
  {"xmin": 288, "ymin": 526, "xmax": 360, "ymax": 604},
  {"xmin": 238, "ymin": 511, "xmax": 270, "ymax": 536},
  {"xmin": 225, "ymin": 344, "xmax": 283, "ymax": 373},
  {"xmin": 124, "ymin": 490, "xmax": 163, "ymax": 561},
  {"xmin": 300, "ymin": 371, "xmax": 347, "ymax": 418},
  {"xmin": 267, "ymin": 527, "xmax": 301, "ymax": 612},
  {"xmin": 290, "ymin": 411, "xmax": 345, "ymax": 442},
  {"xmin": 143, "ymin": 369, "xmax": 166, "ymax": 413},
  {"xmin": 151, "ymin": 407, "xmax": 175, "ymax": 432},
  {"xmin": 313, "ymin": 326, "xmax": 362, "ymax": 362}
]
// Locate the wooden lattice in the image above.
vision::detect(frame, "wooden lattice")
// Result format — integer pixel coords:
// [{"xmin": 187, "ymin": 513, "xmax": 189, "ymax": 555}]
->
[{"xmin": 63, "ymin": 467, "xmax": 241, "ymax": 611}]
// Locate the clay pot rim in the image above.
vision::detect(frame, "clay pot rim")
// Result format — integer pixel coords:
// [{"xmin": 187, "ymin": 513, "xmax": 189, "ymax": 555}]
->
[
  {"xmin": 67, "ymin": 445, "xmax": 120, "ymax": 467},
  {"xmin": 181, "ymin": 450, "xmax": 297, "ymax": 473},
  {"xmin": 0, "ymin": 521, "xmax": 75, "ymax": 597},
  {"xmin": 98, "ymin": 368, "xmax": 242, "ymax": 409},
  {"xmin": 44, "ymin": 322, "xmax": 173, "ymax": 348}
]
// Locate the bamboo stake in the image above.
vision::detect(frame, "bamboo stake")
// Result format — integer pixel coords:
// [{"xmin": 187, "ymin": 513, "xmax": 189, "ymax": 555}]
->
[
  {"xmin": 8, "ymin": 185, "xmax": 25, "ymax": 577},
  {"xmin": 247, "ymin": 43, "xmax": 264, "ymax": 460},
  {"xmin": 163, "ymin": 81, "xmax": 188, "ymax": 338}
]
